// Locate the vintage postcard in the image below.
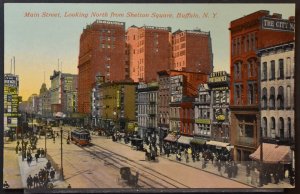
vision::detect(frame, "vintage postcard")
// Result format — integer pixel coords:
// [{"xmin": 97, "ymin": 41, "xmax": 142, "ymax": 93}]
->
[{"xmin": 3, "ymin": 2, "xmax": 296, "ymax": 192}]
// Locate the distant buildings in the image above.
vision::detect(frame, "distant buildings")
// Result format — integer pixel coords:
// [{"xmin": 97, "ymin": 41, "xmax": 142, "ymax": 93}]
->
[{"xmin": 50, "ymin": 70, "xmax": 78, "ymax": 116}]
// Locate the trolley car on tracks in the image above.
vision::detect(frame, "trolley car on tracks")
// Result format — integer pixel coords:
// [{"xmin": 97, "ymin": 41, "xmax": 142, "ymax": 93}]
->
[{"xmin": 70, "ymin": 129, "xmax": 91, "ymax": 146}]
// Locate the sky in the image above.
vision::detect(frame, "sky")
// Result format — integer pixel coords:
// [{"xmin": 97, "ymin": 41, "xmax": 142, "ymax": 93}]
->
[{"xmin": 4, "ymin": 3, "xmax": 295, "ymax": 100}]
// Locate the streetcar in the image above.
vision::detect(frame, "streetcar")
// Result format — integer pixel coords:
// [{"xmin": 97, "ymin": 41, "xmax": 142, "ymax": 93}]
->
[{"xmin": 70, "ymin": 129, "xmax": 91, "ymax": 146}]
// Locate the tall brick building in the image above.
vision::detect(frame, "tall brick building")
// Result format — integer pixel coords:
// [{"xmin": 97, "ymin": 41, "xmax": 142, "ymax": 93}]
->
[
  {"xmin": 126, "ymin": 25, "xmax": 172, "ymax": 82},
  {"xmin": 229, "ymin": 10, "xmax": 294, "ymax": 162},
  {"xmin": 172, "ymin": 30, "xmax": 213, "ymax": 74},
  {"xmin": 78, "ymin": 20, "xmax": 126, "ymax": 113}
]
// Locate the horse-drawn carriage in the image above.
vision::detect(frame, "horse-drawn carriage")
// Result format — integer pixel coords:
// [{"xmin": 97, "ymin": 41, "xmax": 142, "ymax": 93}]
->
[{"xmin": 118, "ymin": 167, "xmax": 139, "ymax": 187}]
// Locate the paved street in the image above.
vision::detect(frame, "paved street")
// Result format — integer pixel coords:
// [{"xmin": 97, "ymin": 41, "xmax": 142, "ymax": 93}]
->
[{"xmin": 37, "ymin": 126, "xmax": 251, "ymax": 189}]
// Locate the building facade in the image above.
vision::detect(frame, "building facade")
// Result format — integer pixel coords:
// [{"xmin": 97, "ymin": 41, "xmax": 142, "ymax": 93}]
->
[
  {"xmin": 50, "ymin": 71, "xmax": 78, "ymax": 116},
  {"xmin": 194, "ymin": 84, "xmax": 211, "ymax": 139},
  {"xmin": 78, "ymin": 20, "xmax": 126, "ymax": 113},
  {"xmin": 172, "ymin": 29, "xmax": 213, "ymax": 74},
  {"xmin": 208, "ymin": 71, "xmax": 230, "ymax": 143},
  {"xmin": 229, "ymin": 10, "xmax": 295, "ymax": 162},
  {"xmin": 258, "ymin": 41, "xmax": 295, "ymax": 167},
  {"xmin": 126, "ymin": 25, "xmax": 172, "ymax": 82},
  {"xmin": 137, "ymin": 82, "xmax": 159, "ymax": 139},
  {"xmin": 98, "ymin": 81, "xmax": 138, "ymax": 132},
  {"xmin": 169, "ymin": 71, "xmax": 208, "ymax": 146},
  {"xmin": 4, "ymin": 74, "xmax": 19, "ymax": 137}
]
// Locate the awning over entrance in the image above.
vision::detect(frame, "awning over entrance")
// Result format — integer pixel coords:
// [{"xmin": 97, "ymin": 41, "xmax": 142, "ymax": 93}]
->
[
  {"xmin": 190, "ymin": 137, "xmax": 206, "ymax": 145},
  {"xmin": 249, "ymin": 143, "xmax": 292, "ymax": 164},
  {"xmin": 164, "ymin": 134, "xmax": 177, "ymax": 142},
  {"xmin": 177, "ymin": 136, "xmax": 193, "ymax": 145},
  {"xmin": 206, "ymin": 141, "xmax": 230, "ymax": 148}
]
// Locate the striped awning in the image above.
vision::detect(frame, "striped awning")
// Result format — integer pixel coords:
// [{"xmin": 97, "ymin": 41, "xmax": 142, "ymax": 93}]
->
[
  {"xmin": 177, "ymin": 136, "xmax": 193, "ymax": 145},
  {"xmin": 206, "ymin": 141, "xmax": 230, "ymax": 148},
  {"xmin": 249, "ymin": 143, "xmax": 292, "ymax": 164}
]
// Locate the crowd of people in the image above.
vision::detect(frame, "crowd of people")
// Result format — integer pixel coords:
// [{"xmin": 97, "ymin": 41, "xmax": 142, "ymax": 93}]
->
[{"xmin": 26, "ymin": 160, "xmax": 56, "ymax": 189}]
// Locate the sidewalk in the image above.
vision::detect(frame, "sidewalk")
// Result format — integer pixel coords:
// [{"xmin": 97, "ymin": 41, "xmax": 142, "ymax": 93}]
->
[
  {"xmin": 3, "ymin": 140, "xmax": 22, "ymax": 188},
  {"xmin": 111, "ymin": 136, "xmax": 293, "ymax": 189},
  {"xmin": 4, "ymin": 136, "xmax": 69, "ymax": 189}
]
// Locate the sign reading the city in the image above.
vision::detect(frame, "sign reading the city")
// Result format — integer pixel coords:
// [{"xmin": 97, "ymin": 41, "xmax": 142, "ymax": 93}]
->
[
  {"xmin": 261, "ymin": 17, "xmax": 295, "ymax": 32},
  {"xmin": 208, "ymin": 71, "xmax": 228, "ymax": 83}
]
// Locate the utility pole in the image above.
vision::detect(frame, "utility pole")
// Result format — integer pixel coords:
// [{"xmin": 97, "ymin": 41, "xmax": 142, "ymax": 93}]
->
[
  {"xmin": 45, "ymin": 127, "xmax": 47, "ymax": 156},
  {"xmin": 60, "ymin": 127, "xmax": 64, "ymax": 180}
]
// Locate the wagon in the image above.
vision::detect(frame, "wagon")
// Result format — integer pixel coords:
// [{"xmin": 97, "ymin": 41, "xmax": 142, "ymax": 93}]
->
[{"xmin": 119, "ymin": 167, "xmax": 139, "ymax": 187}]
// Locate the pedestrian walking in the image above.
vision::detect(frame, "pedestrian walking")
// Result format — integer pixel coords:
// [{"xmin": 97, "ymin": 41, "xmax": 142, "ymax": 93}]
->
[
  {"xmin": 27, "ymin": 156, "xmax": 31, "ymax": 167},
  {"xmin": 35, "ymin": 153, "xmax": 39, "ymax": 163},
  {"xmin": 46, "ymin": 160, "xmax": 52, "ymax": 170},
  {"xmin": 33, "ymin": 174, "xmax": 39, "ymax": 188},
  {"xmin": 37, "ymin": 148, "xmax": 41, "ymax": 157},
  {"xmin": 50, "ymin": 168, "xmax": 55, "ymax": 180},
  {"xmin": 67, "ymin": 184, "xmax": 71, "ymax": 188},
  {"xmin": 41, "ymin": 148, "xmax": 45, "ymax": 157},
  {"xmin": 15, "ymin": 146, "xmax": 19, "ymax": 154},
  {"xmin": 3, "ymin": 181, "xmax": 10, "ymax": 189},
  {"xmin": 27, "ymin": 175, "xmax": 33, "ymax": 189},
  {"xmin": 53, "ymin": 136, "xmax": 55, "ymax": 143}
]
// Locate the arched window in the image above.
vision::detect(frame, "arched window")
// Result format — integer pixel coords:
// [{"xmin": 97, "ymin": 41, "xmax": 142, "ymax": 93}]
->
[
  {"xmin": 277, "ymin": 86, "xmax": 284, "ymax": 109},
  {"xmin": 286, "ymin": 86, "xmax": 291, "ymax": 108},
  {"xmin": 286, "ymin": 57, "xmax": 291, "ymax": 78},
  {"xmin": 278, "ymin": 117, "xmax": 284, "ymax": 139},
  {"xmin": 270, "ymin": 87, "xmax": 275, "ymax": 109},
  {"xmin": 262, "ymin": 117, "xmax": 268, "ymax": 137},
  {"xmin": 234, "ymin": 61, "xmax": 242, "ymax": 80},
  {"xmin": 270, "ymin": 117, "xmax": 276, "ymax": 138},
  {"xmin": 262, "ymin": 88, "xmax": 268, "ymax": 109},
  {"xmin": 287, "ymin": 117, "xmax": 292, "ymax": 139}
]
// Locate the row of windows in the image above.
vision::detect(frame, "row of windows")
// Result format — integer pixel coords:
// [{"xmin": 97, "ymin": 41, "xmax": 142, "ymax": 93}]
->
[
  {"xmin": 261, "ymin": 117, "xmax": 292, "ymax": 139},
  {"xmin": 261, "ymin": 86, "xmax": 292, "ymax": 109},
  {"xmin": 261, "ymin": 57, "xmax": 293, "ymax": 81},
  {"xmin": 232, "ymin": 33, "xmax": 256, "ymax": 56},
  {"xmin": 234, "ymin": 59, "xmax": 257, "ymax": 80},
  {"xmin": 174, "ymin": 60, "xmax": 186, "ymax": 68},
  {"xmin": 234, "ymin": 83, "xmax": 258, "ymax": 105}
]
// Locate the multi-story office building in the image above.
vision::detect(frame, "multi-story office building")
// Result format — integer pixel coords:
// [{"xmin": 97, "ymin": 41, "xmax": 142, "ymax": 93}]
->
[
  {"xmin": 208, "ymin": 71, "xmax": 230, "ymax": 143},
  {"xmin": 172, "ymin": 29, "xmax": 213, "ymax": 74},
  {"xmin": 50, "ymin": 70, "xmax": 78, "ymax": 116},
  {"xmin": 255, "ymin": 41, "xmax": 295, "ymax": 168},
  {"xmin": 137, "ymin": 82, "xmax": 159, "ymax": 139},
  {"xmin": 126, "ymin": 25, "xmax": 172, "ymax": 82},
  {"xmin": 229, "ymin": 10, "xmax": 294, "ymax": 162},
  {"xmin": 98, "ymin": 81, "xmax": 137, "ymax": 132},
  {"xmin": 78, "ymin": 20, "xmax": 126, "ymax": 114},
  {"xmin": 4, "ymin": 73, "xmax": 19, "ymax": 138}
]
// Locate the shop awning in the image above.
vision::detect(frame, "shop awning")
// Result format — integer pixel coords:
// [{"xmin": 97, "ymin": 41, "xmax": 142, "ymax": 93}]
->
[
  {"xmin": 206, "ymin": 141, "xmax": 230, "ymax": 148},
  {"xmin": 249, "ymin": 143, "xmax": 292, "ymax": 164},
  {"xmin": 164, "ymin": 134, "xmax": 177, "ymax": 142},
  {"xmin": 177, "ymin": 136, "xmax": 193, "ymax": 145},
  {"xmin": 190, "ymin": 137, "xmax": 206, "ymax": 145}
]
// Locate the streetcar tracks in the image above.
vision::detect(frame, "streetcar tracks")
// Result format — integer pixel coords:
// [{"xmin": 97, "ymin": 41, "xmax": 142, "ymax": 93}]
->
[{"xmin": 83, "ymin": 143, "xmax": 189, "ymax": 188}]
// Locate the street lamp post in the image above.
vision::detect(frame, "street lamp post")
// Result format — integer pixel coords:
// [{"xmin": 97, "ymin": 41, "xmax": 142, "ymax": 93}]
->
[{"xmin": 60, "ymin": 127, "xmax": 64, "ymax": 180}]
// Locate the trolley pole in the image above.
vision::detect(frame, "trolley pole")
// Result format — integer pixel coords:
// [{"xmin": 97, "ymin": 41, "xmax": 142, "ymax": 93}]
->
[{"xmin": 60, "ymin": 127, "xmax": 64, "ymax": 180}]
